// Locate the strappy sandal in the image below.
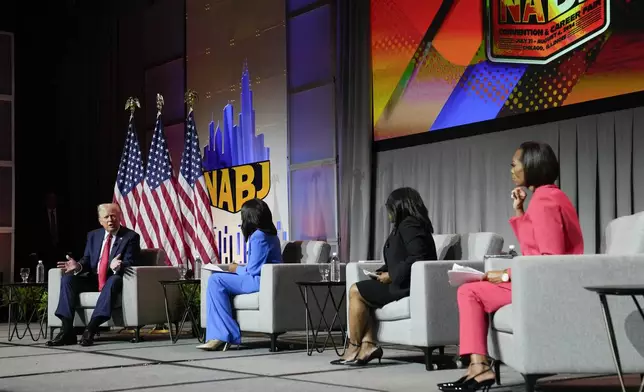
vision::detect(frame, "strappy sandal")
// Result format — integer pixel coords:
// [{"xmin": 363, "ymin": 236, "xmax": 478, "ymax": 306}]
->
[
  {"xmin": 345, "ymin": 341, "xmax": 383, "ymax": 366},
  {"xmin": 330, "ymin": 340, "xmax": 360, "ymax": 365}
]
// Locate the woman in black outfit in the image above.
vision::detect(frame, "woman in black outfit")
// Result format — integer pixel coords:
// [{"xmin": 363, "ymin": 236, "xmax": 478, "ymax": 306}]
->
[{"xmin": 332, "ymin": 187, "xmax": 437, "ymax": 366}]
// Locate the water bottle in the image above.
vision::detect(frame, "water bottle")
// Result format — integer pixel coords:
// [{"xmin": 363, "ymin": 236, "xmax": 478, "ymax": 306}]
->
[
  {"xmin": 508, "ymin": 245, "xmax": 518, "ymax": 257},
  {"xmin": 330, "ymin": 252, "xmax": 341, "ymax": 282},
  {"xmin": 194, "ymin": 258, "xmax": 202, "ymax": 279},
  {"xmin": 36, "ymin": 260, "xmax": 45, "ymax": 283}
]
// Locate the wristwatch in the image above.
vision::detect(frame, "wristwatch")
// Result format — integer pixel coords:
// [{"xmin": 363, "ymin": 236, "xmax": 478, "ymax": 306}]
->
[{"xmin": 501, "ymin": 270, "xmax": 510, "ymax": 282}]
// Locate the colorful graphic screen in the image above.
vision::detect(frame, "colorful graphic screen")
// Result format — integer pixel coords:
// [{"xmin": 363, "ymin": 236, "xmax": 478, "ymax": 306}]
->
[{"xmin": 372, "ymin": 0, "xmax": 644, "ymax": 141}]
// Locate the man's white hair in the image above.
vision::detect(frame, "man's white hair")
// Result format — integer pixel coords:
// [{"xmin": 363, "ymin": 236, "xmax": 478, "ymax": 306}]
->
[{"xmin": 97, "ymin": 203, "xmax": 121, "ymax": 216}]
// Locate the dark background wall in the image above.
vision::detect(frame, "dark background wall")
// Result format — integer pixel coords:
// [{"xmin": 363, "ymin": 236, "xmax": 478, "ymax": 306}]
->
[{"xmin": 0, "ymin": 0, "xmax": 185, "ymax": 278}]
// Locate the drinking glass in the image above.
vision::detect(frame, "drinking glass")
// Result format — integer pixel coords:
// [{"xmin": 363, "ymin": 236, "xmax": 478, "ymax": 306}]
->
[
  {"xmin": 177, "ymin": 264, "xmax": 187, "ymax": 280},
  {"xmin": 318, "ymin": 264, "xmax": 330, "ymax": 282},
  {"xmin": 20, "ymin": 268, "xmax": 30, "ymax": 283}
]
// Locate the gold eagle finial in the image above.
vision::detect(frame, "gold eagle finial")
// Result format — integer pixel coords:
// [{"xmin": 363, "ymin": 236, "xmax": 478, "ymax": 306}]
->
[
  {"xmin": 185, "ymin": 89, "xmax": 198, "ymax": 112},
  {"xmin": 124, "ymin": 97, "xmax": 140, "ymax": 120},
  {"xmin": 156, "ymin": 93, "xmax": 164, "ymax": 116}
]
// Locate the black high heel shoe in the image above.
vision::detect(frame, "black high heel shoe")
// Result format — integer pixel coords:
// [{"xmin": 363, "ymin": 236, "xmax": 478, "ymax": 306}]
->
[
  {"xmin": 330, "ymin": 340, "xmax": 360, "ymax": 365},
  {"xmin": 436, "ymin": 376, "xmax": 467, "ymax": 391},
  {"xmin": 439, "ymin": 362, "xmax": 496, "ymax": 392},
  {"xmin": 345, "ymin": 341, "xmax": 383, "ymax": 366},
  {"xmin": 437, "ymin": 360, "xmax": 493, "ymax": 390}
]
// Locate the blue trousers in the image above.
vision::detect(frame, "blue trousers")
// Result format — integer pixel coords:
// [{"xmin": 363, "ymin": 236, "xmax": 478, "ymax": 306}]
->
[
  {"xmin": 55, "ymin": 274, "xmax": 122, "ymax": 323},
  {"xmin": 206, "ymin": 272, "xmax": 260, "ymax": 344}
]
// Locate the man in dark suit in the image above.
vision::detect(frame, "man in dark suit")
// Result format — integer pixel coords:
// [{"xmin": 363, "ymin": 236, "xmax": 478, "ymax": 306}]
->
[
  {"xmin": 46, "ymin": 203, "xmax": 140, "ymax": 347},
  {"xmin": 37, "ymin": 191, "xmax": 68, "ymax": 271}
]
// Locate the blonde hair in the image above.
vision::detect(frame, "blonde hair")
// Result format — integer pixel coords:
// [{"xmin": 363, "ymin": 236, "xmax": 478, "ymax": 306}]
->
[{"xmin": 97, "ymin": 203, "xmax": 121, "ymax": 217}]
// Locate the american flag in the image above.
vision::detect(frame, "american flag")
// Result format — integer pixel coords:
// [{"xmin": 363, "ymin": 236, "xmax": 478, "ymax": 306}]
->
[
  {"xmin": 135, "ymin": 113, "xmax": 186, "ymax": 266},
  {"xmin": 178, "ymin": 110, "xmax": 220, "ymax": 265},
  {"xmin": 113, "ymin": 117, "xmax": 144, "ymax": 229}
]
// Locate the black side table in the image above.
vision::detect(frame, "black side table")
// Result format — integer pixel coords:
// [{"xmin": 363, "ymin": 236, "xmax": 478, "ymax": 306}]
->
[
  {"xmin": 295, "ymin": 281, "xmax": 347, "ymax": 356},
  {"xmin": 159, "ymin": 279, "xmax": 204, "ymax": 344},
  {"xmin": 3, "ymin": 282, "xmax": 48, "ymax": 341},
  {"xmin": 585, "ymin": 285, "xmax": 644, "ymax": 392}
]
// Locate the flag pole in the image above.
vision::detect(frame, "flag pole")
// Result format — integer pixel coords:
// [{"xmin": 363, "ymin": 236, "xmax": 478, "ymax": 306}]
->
[{"xmin": 118, "ymin": 96, "xmax": 143, "ymax": 339}]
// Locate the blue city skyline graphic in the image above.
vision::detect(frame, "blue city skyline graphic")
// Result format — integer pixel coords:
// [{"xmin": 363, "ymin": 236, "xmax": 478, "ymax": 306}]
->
[
  {"xmin": 202, "ymin": 62, "xmax": 287, "ymax": 263},
  {"xmin": 203, "ymin": 63, "xmax": 270, "ymax": 171}
]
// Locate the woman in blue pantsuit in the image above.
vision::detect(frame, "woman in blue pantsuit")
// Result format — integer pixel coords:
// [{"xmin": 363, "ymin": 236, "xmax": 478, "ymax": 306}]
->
[{"xmin": 197, "ymin": 198, "xmax": 282, "ymax": 351}]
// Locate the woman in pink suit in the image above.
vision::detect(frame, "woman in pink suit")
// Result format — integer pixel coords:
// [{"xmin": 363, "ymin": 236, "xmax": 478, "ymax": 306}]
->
[{"xmin": 438, "ymin": 141, "xmax": 584, "ymax": 392}]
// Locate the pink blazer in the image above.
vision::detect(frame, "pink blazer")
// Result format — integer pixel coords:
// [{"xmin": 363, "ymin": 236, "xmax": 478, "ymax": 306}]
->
[{"xmin": 507, "ymin": 185, "xmax": 584, "ymax": 277}]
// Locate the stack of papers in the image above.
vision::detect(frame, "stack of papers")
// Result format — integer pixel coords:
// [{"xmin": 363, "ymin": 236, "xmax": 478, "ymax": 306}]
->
[
  {"xmin": 203, "ymin": 264, "xmax": 225, "ymax": 272},
  {"xmin": 447, "ymin": 264, "xmax": 485, "ymax": 287}
]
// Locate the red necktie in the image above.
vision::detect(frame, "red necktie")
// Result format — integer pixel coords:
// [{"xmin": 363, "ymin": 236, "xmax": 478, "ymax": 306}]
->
[{"xmin": 98, "ymin": 235, "xmax": 112, "ymax": 291}]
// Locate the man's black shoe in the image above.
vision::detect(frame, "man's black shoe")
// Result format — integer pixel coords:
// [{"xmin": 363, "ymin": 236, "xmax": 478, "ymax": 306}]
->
[
  {"xmin": 79, "ymin": 329, "xmax": 95, "ymax": 346},
  {"xmin": 46, "ymin": 331, "xmax": 77, "ymax": 346}
]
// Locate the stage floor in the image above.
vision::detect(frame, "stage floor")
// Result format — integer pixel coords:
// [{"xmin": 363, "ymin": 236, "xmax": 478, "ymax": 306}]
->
[{"xmin": 0, "ymin": 324, "xmax": 638, "ymax": 391}]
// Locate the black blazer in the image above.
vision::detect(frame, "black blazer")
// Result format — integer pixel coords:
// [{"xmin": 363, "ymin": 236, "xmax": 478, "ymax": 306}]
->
[{"xmin": 378, "ymin": 216, "xmax": 437, "ymax": 297}]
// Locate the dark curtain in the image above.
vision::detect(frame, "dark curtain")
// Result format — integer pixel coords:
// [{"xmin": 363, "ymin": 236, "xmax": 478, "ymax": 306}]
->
[
  {"xmin": 336, "ymin": 0, "xmax": 374, "ymax": 261},
  {"xmin": 12, "ymin": 1, "xmax": 134, "ymax": 276}
]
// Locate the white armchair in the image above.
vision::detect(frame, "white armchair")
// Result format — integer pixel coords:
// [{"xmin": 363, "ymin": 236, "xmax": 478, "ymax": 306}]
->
[
  {"xmin": 200, "ymin": 240, "xmax": 340, "ymax": 351},
  {"xmin": 487, "ymin": 212, "xmax": 644, "ymax": 392},
  {"xmin": 346, "ymin": 232, "xmax": 504, "ymax": 370},
  {"xmin": 47, "ymin": 249, "xmax": 180, "ymax": 342}
]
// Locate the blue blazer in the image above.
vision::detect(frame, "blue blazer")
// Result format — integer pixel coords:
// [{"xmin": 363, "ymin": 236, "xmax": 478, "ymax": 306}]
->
[
  {"xmin": 236, "ymin": 230, "xmax": 282, "ymax": 278},
  {"xmin": 78, "ymin": 226, "xmax": 141, "ymax": 277}
]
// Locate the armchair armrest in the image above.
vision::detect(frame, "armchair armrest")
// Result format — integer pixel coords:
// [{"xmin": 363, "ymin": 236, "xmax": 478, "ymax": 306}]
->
[
  {"xmin": 121, "ymin": 266, "xmax": 181, "ymax": 326},
  {"xmin": 48, "ymin": 268, "xmax": 63, "ymax": 327},
  {"xmin": 346, "ymin": 262, "xmax": 382, "ymax": 285},
  {"xmin": 258, "ymin": 264, "xmax": 346, "ymax": 333},
  {"xmin": 508, "ymin": 254, "xmax": 644, "ymax": 374},
  {"xmin": 485, "ymin": 257, "xmax": 513, "ymax": 272},
  {"xmin": 410, "ymin": 260, "xmax": 484, "ymax": 347}
]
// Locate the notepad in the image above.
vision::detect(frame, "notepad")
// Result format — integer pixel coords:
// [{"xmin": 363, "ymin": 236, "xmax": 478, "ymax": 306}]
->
[
  {"xmin": 202, "ymin": 263, "xmax": 225, "ymax": 272},
  {"xmin": 362, "ymin": 269, "xmax": 379, "ymax": 279},
  {"xmin": 447, "ymin": 264, "xmax": 485, "ymax": 287}
]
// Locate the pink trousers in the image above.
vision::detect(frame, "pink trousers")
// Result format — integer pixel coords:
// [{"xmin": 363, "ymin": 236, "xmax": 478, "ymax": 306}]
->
[{"xmin": 457, "ymin": 281, "xmax": 512, "ymax": 356}]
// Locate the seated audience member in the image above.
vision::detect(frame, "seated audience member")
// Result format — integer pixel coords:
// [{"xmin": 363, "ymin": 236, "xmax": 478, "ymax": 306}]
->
[
  {"xmin": 332, "ymin": 187, "xmax": 437, "ymax": 366},
  {"xmin": 197, "ymin": 198, "xmax": 282, "ymax": 351},
  {"xmin": 47, "ymin": 203, "xmax": 141, "ymax": 347},
  {"xmin": 438, "ymin": 141, "xmax": 583, "ymax": 392}
]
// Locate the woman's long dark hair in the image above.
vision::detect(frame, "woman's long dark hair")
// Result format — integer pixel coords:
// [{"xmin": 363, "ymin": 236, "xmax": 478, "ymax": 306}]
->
[
  {"xmin": 240, "ymin": 198, "xmax": 278, "ymax": 241},
  {"xmin": 385, "ymin": 187, "xmax": 433, "ymax": 233}
]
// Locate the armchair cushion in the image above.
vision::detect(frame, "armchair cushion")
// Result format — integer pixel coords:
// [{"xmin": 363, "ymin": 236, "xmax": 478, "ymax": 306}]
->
[
  {"xmin": 433, "ymin": 234, "xmax": 460, "ymax": 260},
  {"xmin": 281, "ymin": 240, "xmax": 331, "ymax": 264},
  {"xmin": 603, "ymin": 211, "xmax": 644, "ymax": 254},
  {"xmin": 233, "ymin": 293, "xmax": 260, "ymax": 310},
  {"xmin": 374, "ymin": 297, "xmax": 410, "ymax": 321},
  {"xmin": 460, "ymin": 233, "xmax": 504, "ymax": 261},
  {"xmin": 78, "ymin": 292, "xmax": 122, "ymax": 309},
  {"xmin": 491, "ymin": 304, "xmax": 513, "ymax": 333}
]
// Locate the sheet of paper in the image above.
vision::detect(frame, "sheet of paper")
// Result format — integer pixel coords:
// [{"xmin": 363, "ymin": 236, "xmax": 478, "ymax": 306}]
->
[
  {"xmin": 202, "ymin": 263, "xmax": 224, "ymax": 272},
  {"xmin": 447, "ymin": 263, "xmax": 485, "ymax": 287},
  {"xmin": 362, "ymin": 269, "xmax": 379, "ymax": 279}
]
